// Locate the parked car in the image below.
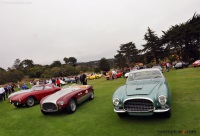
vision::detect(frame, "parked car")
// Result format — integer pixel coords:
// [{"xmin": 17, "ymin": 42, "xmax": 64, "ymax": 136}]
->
[
  {"xmin": 40, "ymin": 84, "xmax": 94, "ymax": 115},
  {"xmin": 64, "ymin": 77, "xmax": 76, "ymax": 83},
  {"xmin": 173, "ymin": 62, "xmax": 189, "ymax": 69},
  {"xmin": 8, "ymin": 84, "xmax": 61, "ymax": 107},
  {"xmin": 105, "ymin": 72, "xmax": 123, "ymax": 80},
  {"xmin": 60, "ymin": 79, "xmax": 67, "ymax": 86},
  {"xmin": 87, "ymin": 73, "xmax": 102, "ymax": 80},
  {"xmin": 112, "ymin": 68, "xmax": 172, "ymax": 118},
  {"xmin": 87, "ymin": 74, "xmax": 97, "ymax": 80},
  {"xmin": 192, "ymin": 60, "xmax": 200, "ymax": 67},
  {"xmin": 49, "ymin": 79, "xmax": 67, "ymax": 86}
]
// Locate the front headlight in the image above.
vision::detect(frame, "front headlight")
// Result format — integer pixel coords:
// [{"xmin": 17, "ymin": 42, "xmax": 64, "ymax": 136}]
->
[
  {"xmin": 58, "ymin": 101, "xmax": 64, "ymax": 105},
  {"xmin": 158, "ymin": 95, "xmax": 167, "ymax": 105},
  {"xmin": 113, "ymin": 98, "xmax": 120, "ymax": 106}
]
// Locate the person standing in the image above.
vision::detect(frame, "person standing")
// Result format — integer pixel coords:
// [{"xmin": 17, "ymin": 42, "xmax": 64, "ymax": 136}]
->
[
  {"xmin": 0, "ymin": 86, "xmax": 5, "ymax": 101},
  {"xmin": 4, "ymin": 85, "xmax": 9, "ymax": 98},
  {"xmin": 108, "ymin": 70, "xmax": 113, "ymax": 80},
  {"xmin": 11, "ymin": 83, "xmax": 15, "ymax": 93},
  {"xmin": 166, "ymin": 62, "xmax": 170, "ymax": 72},
  {"xmin": 56, "ymin": 78, "xmax": 61, "ymax": 87},
  {"xmin": 17, "ymin": 83, "xmax": 21, "ymax": 90},
  {"xmin": 52, "ymin": 78, "xmax": 56, "ymax": 85},
  {"xmin": 22, "ymin": 83, "xmax": 28, "ymax": 90},
  {"xmin": 7, "ymin": 84, "xmax": 11, "ymax": 94},
  {"xmin": 81, "ymin": 72, "xmax": 87, "ymax": 85}
]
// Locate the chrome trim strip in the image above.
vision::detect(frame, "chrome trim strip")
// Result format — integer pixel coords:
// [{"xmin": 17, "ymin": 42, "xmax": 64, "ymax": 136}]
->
[
  {"xmin": 154, "ymin": 108, "xmax": 170, "ymax": 113},
  {"xmin": 114, "ymin": 108, "xmax": 126, "ymax": 113}
]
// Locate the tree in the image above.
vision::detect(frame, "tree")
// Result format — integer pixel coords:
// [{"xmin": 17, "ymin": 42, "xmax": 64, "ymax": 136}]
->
[
  {"xmin": 50, "ymin": 60, "xmax": 62, "ymax": 68},
  {"xmin": 12, "ymin": 58, "xmax": 21, "ymax": 70},
  {"xmin": 99, "ymin": 58, "xmax": 110, "ymax": 71},
  {"xmin": 28, "ymin": 66, "xmax": 45, "ymax": 78},
  {"xmin": 76, "ymin": 65, "xmax": 88, "ymax": 73},
  {"xmin": 94, "ymin": 67, "xmax": 100, "ymax": 73},
  {"xmin": 114, "ymin": 52, "xmax": 127, "ymax": 68},
  {"xmin": 61, "ymin": 65, "xmax": 79, "ymax": 76},
  {"xmin": 142, "ymin": 27, "xmax": 164, "ymax": 64},
  {"xmin": 117, "ymin": 42, "xmax": 138, "ymax": 67},
  {"xmin": 18, "ymin": 59, "xmax": 34, "ymax": 75},
  {"xmin": 161, "ymin": 13, "xmax": 200, "ymax": 62},
  {"xmin": 63, "ymin": 57, "xmax": 69, "ymax": 64},
  {"xmin": 69, "ymin": 57, "xmax": 77, "ymax": 67},
  {"xmin": 63, "ymin": 57, "xmax": 77, "ymax": 67},
  {"xmin": 0, "ymin": 67, "xmax": 5, "ymax": 71},
  {"xmin": 0, "ymin": 69, "xmax": 24, "ymax": 84}
]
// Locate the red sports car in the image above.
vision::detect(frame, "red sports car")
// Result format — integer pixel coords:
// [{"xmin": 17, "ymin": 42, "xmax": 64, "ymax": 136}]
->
[
  {"xmin": 8, "ymin": 84, "xmax": 61, "ymax": 107},
  {"xmin": 105, "ymin": 72, "xmax": 123, "ymax": 80},
  {"xmin": 192, "ymin": 60, "xmax": 200, "ymax": 67},
  {"xmin": 40, "ymin": 84, "xmax": 94, "ymax": 115}
]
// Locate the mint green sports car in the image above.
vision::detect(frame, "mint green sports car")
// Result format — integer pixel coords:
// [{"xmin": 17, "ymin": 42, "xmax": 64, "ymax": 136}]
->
[{"xmin": 112, "ymin": 68, "xmax": 171, "ymax": 118}]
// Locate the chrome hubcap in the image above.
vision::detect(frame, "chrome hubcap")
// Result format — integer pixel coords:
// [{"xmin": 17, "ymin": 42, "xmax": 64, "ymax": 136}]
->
[
  {"xmin": 27, "ymin": 98, "xmax": 34, "ymax": 106},
  {"xmin": 70, "ymin": 100, "xmax": 76, "ymax": 111}
]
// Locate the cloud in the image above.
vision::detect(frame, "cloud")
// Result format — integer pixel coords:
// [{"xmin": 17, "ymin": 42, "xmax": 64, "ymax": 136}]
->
[{"xmin": 0, "ymin": 0, "xmax": 200, "ymax": 69}]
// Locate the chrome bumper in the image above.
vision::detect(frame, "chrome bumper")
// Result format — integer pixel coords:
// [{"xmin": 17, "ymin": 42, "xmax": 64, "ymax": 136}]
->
[{"xmin": 114, "ymin": 107, "xmax": 170, "ymax": 113}]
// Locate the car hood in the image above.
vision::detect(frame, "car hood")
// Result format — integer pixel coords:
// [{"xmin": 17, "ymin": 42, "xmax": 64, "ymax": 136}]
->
[
  {"xmin": 8, "ymin": 89, "xmax": 32, "ymax": 98},
  {"xmin": 42, "ymin": 87, "xmax": 80, "ymax": 104},
  {"xmin": 126, "ymin": 82, "xmax": 160, "ymax": 96}
]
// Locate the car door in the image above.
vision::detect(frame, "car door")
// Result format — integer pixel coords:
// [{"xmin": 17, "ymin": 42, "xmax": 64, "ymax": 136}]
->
[{"xmin": 76, "ymin": 88, "xmax": 89, "ymax": 104}]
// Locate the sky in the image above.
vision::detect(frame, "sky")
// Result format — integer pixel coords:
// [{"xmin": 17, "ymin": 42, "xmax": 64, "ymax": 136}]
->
[{"xmin": 0, "ymin": 0, "xmax": 200, "ymax": 69}]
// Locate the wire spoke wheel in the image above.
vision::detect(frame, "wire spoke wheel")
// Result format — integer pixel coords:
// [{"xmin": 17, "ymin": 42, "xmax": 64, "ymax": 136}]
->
[{"xmin": 26, "ymin": 97, "xmax": 35, "ymax": 107}]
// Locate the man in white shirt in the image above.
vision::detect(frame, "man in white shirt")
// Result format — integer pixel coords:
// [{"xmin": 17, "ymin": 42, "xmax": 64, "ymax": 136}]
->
[
  {"xmin": 0, "ymin": 86, "xmax": 6, "ymax": 101},
  {"xmin": 112, "ymin": 70, "xmax": 117, "ymax": 79}
]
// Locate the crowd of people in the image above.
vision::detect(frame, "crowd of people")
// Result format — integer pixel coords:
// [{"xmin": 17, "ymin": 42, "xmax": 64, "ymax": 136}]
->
[
  {"xmin": 107, "ymin": 69, "xmax": 117, "ymax": 80},
  {"xmin": 0, "ymin": 84, "xmax": 15, "ymax": 101}
]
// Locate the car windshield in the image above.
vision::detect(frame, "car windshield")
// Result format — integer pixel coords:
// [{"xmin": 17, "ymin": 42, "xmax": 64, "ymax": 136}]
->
[
  {"xmin": 128, "ymin": 70, "xmax": 162, "ymax": 81},
  {"xmin": 44, "ymin": 85, "xmax": 53, "ymax": 90},
  {"xmin": 195, "ymin": 60, "xmax": 200, "ymax": 63},
  {"xmin": 31, "ymin": 85, "xmax": 44, "ymax": 90}
]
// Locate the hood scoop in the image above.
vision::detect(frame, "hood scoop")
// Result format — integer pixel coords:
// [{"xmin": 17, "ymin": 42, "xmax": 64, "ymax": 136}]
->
[
  {"xmin": 136, "ymin": 84, "xmax": 143, "ymax": 90},
  {"xmin": 126, "ymin": 82, "xmax": 159, "ymax": 96}
]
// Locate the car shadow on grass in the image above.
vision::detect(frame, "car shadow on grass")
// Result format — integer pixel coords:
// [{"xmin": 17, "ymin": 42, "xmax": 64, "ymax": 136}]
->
[{"xmin": 118, "ymin": 113, "xmax": 170, "ymax": 121}]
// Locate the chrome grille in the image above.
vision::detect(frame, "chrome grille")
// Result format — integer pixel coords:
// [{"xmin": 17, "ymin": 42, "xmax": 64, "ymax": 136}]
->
[
  {"xmin": 42, "ymin": 103, "xmax": 58, "ymax": 112},
  {"xmin": 124, "ymin": 99, "xmax": 154, "ymax": 112}
]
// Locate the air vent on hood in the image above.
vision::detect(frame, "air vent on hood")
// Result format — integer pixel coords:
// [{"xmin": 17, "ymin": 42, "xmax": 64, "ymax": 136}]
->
[{"xmin": 136, "ymin": 85, "xmax": 143, "ymax": 90}]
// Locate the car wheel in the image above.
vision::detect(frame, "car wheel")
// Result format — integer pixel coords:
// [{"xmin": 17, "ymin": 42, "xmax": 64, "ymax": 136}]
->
[
  {"xmin": 163, "ymin": 109, "xmax": 171, "ymax": 118},
  {"xmin": 14, "ymin": 104, "xmax": 23, "ymax": 108},
  {"xmin": 67, "ymin": 98, "xmax": 77, "ymax": 114},
  {"xmin": 117, "ymin": 113, "xmax": 127, "ymax": 118},
  {"xmin": 89, "ymin": 90, "xmax": 94, "ymax": 100},
  {"xmin": 26, "ymin": 97, "xmax": 35, "ymax": 107}
]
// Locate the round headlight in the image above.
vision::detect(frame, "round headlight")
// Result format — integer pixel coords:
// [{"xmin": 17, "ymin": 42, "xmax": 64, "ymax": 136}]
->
[
  {"xmin": 158, "ymin": 95, "xmax": 167, "ymax": 105},
  {"xmin": 58, "ymin": 101, "xmax": 64, "ymax": 105},
  {"xmin": 113, "ymin": 98, "xmax": 120, "ymax": 106}
]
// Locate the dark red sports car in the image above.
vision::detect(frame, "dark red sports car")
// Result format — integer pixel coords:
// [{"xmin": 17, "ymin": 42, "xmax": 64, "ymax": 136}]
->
[
  {"xmin": 8, "ymin": 84, "xmax": 61, "ymax": 107},
  {"xmin": 40, "ymin": 84, "xmax": 94, "ymax": 115},
  {"xmin": 192, "ymin": 60, "xmax": 200, "ymax": 67}
]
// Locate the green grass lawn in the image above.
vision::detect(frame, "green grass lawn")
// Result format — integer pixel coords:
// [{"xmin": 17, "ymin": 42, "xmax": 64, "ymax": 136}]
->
[{"xmin": 0, "ymin": 67, "xmax": 200, "ymax": 136}]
